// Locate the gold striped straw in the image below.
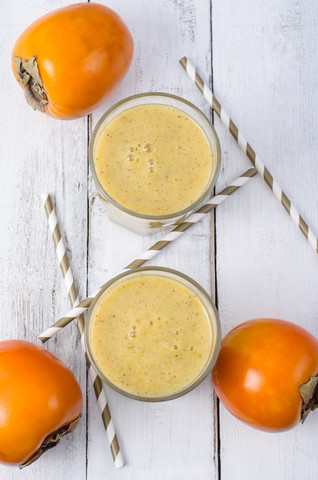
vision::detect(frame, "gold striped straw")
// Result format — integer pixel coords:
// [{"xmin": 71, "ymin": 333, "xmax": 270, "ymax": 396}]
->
[
  {"xmin": 180, "ymin": 56, "xmax": 318, "ymax": 254},
  {"xmin": 41, "ymin": 194, "xmax": 124, "ymax": 469},
  {"xmin": 39, "ymin": 168, "xmax": 257, "ymax": 342}
]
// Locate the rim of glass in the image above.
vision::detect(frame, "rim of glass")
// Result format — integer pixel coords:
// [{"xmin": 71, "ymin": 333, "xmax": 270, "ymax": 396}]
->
[
  {"xmin": 85, "ymin": 266, "xmax": 221, "ymax": 402},
  {"xmin": 89, "ymin": 92, "xmax": 221, "ymax": 220}
]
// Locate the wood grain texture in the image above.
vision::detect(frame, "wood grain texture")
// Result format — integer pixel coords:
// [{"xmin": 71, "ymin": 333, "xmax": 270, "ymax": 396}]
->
[
  {"xmin": 0, "ymin": 1, "xmax": 87, "ymax": 479},
  {"xmin": 87, "ymin": 1, "xmax": 216, "ymax": 479},
  {"xmin": 1, "ymin": 0, "xmax": 318, "ymax": 479},
  {"xmin": 212, "ymin": 1, "xmax": 318, "ymax": 479}
]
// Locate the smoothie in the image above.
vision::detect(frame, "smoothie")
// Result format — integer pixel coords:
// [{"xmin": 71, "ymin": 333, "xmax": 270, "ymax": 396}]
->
[
  {"xmin": 94, "ymin": 104, "xmax": 215, "ymax": 216},
  {"xmin": 88, "ymin": 271, "xmax": 217, "ymax": 399}
]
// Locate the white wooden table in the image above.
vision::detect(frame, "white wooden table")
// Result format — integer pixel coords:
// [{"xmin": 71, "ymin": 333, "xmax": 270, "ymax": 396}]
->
[{"xmin": 1, "ymin": 1, "xmax": 318, "ymax": 479}]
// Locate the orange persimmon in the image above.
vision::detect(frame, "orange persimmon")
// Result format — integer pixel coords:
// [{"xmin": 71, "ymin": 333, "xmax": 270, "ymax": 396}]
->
[
  {"xmin": 0, "ymin": 340, "xmax": 82, "ymax": 467},
  {"xmin": 12, "ymin": 3, "xmax": 133, "ymax": 119},
  {"xmin": 212, "ymin": 319, "xmax": 318, "ymax": 432}
]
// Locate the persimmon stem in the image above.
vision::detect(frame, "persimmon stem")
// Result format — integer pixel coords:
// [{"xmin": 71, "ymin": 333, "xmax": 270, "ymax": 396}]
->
[
  {"xmin": 13, "ymin": 56, "xmax": 48, "ymax": 113},
  {"xmin": 19, "ymin": 414, "xmax": 81, "ymax": 469},
  {"xmin": 300, "ymin": 375, "xmax": 318, "ymax": 422}
]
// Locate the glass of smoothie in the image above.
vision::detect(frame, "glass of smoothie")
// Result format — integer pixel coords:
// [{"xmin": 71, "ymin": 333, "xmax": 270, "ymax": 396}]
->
[
  {"xmin": 89, "ymin": 93, "xmax": 221, "ymax": 233},
  {"xmin": 85, "ymin": 267, "xmax": 221, "ymax": 402}
]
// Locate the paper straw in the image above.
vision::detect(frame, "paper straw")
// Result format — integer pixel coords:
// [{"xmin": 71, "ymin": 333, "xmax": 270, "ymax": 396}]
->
[
  {"xmin": 39, "ymin": 168, "xmax": 257, "ymax": 342},
  {"xmin": 41, "ymin": 194, "xmax": 124, "ymax": 469},
  {"xmin": 179, "ymin": 56, "xmax": 318, "ymax": 254}
]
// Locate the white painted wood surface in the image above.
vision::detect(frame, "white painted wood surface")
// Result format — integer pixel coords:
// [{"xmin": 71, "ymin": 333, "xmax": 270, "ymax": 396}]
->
[
  {"xmin": 213, "ymin": 2, "xmax": 318, "ymax": 479},
  {"xmin": 0, "ymin": 1, "xmax": 317, "ymax": 479}
]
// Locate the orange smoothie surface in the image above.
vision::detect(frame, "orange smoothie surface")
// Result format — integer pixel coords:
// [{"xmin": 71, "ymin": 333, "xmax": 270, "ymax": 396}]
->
[
  {"xmin": 94, "ymin": 104, "xmax": 215, "ymax": 215},
  {"xmin": 90, "ymin": 274, "xmax": 213, "ymax": 398}
]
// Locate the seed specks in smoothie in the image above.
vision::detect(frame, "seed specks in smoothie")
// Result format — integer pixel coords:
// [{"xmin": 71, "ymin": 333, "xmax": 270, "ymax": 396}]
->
[
  {"xmin": 91, "ymin": 274, "xmax": 213, "ymax": 398},
  {"xmin": 95, "ymin": 104, "xmax": 215, "ymax": 215}
]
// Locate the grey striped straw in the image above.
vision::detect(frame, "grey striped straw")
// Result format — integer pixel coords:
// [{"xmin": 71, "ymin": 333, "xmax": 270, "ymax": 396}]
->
[
  {"xmin": 180, "ymin": 56, "xmax": 318, "ymax": 254},
  {"xmin": 41, "ymin": 194, "xmax": 124, "ymax": 468},
  {"xmin": 39, "ymin": 168, "xmax": 257, "ymax": 342}
]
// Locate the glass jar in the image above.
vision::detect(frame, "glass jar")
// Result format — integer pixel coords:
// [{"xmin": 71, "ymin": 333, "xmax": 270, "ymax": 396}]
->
[
  {"xmin": 85, "ymin": 267, "xmax": 221, "ymax": 402},
  {"xmin": 89, "ymin": 93, "xmax": 221, "ymax": 234}
]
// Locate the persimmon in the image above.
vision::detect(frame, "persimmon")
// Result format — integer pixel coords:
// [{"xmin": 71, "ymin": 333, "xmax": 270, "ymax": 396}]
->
[
  {"xmin": 0, "ymin": 340, "xmax": 82, "ymax": 467},
  {"xmin": 212, "ymin": 319, "xmax": 318, "ymax": 432},
  {"xmin": 12, "ymin": 3, "xmax": 133, "ymax": 119}
]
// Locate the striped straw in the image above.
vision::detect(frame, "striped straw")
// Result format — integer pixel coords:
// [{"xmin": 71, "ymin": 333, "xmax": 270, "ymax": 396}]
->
[
  {"xmin": 41, "ymin": 194, "xmax": 124, "ymax": 468},
  {"xmin": 39, "ymin": 168, "xmax": 257, "ymax": 342},
  {"xmin": 180, "ymin": 56, "xmax": 318, "ymax": 254}
]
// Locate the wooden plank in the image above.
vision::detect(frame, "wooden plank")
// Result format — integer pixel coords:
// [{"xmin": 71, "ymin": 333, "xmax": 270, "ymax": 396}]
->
[
  {"xmin": 87, "ymin": 1, "xmax": 217, "ymax": 478},
  {"xmin": 4, "ymin": 1, "xmax": 317, "ymax": 478},
  {"xmin": 212, "ymin": 0, "xmax": 318, "ymax": 479},
  {"xmin": 0, "ymin": 2, "xmax": 87, "ymax": 478}
]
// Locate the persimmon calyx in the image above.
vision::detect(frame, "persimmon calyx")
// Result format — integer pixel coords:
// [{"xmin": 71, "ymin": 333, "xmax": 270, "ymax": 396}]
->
[
  {"xmin": 300, "ymin": 375, "xmax": 318, "ymax": 422},
  {"xmin": 13, "ymin": 56, "xmax": 48, "ymax": 113},
  {"xmin": 19, "ymin": 414, "xmax": 81, "ymax": 469}
]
